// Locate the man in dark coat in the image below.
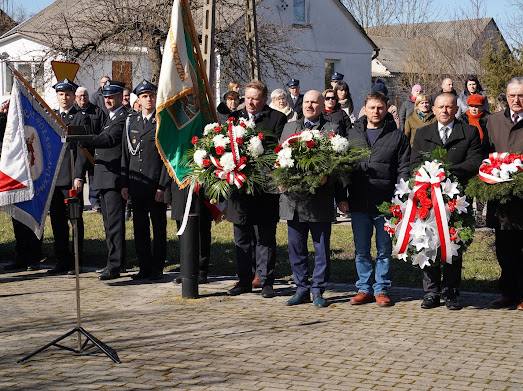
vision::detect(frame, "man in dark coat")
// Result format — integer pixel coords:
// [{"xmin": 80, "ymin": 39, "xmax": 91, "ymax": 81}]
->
[
  {"xmin": 75, "ymin": 86, "xmax": 106, "ymax": 210},
  {"xmin": 485, "ymin": 77, "xmax": 523, "ymax": 311},
  {"xmin": 279, "ymin": 90, "xmax": 340, "ymax": 307},
  {"xmin": 47, "ymin": 79, "xmax": 92, "ymax": 275},
  {"xmin": 411, "ymin": 93, "xmax": 483, "ymax": 310},
  {"xmin": 226, "ymin": 80, "xmax": 287, "ymax": 298},
  {"xmin": 90, "ymin": 75, "xmax": 110, "ymax": 115},
  {"xmin": 77, "ymin": 80, "xmax": 128, "ymax": 280},
  {"xmin": 121, "ymin": 80, "xmax": 170, "ymax": 281},
  {"xmin": 338, "ymin": 91, "xmax": 410, "ymax": 307},
  {"xmin": 287, "ymin": 79, "xmax": 303, "ymax": 120}
]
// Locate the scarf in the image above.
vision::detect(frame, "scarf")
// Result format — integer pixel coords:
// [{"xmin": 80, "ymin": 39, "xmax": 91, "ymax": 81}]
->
[
  {"xmin": 338, "ymin": 98, "xmax": 349, "ymax": 109},
  {"xmin": 410, "ymin": 95, "xmax": 416, "ymax": 103},
  {"xmin": 270, "ymin": 103, "xmax": 293, "ymax": 117},
  {"xmin": 465, "ymin": 110, "xmax": 484, "ymax": 141}
]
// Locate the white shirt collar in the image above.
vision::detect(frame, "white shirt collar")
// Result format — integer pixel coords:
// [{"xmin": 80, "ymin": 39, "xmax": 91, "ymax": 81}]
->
[
  {"xmin": 143, "ymin": 112, "xmax": 154, "ymax": 121},
  {"xmin": 438, "ymin": 121, "xmax": 454, "ymax": 130},
  {"xmin": 60, "ymin": 107, "xmax": 72, "ymax": 115},
  {"xmin": 109, "ymin": 105, "xmax": 123, "ymax": 119},
  {"xmin": 510, "ymin": 110, "xmax": 523, "ymax": 120}
]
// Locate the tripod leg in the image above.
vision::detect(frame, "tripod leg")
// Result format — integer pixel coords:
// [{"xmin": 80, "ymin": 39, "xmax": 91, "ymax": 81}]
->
[
  {"xmin": 17, "ymin": 328, "xmax": 77, "ymax": 363},
  {"xmin": 78, "ymin": 328, "xmax": 121, "ymax": 364}
]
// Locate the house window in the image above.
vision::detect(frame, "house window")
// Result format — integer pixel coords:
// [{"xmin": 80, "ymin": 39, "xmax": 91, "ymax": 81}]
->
[
  {"xmin": 293, "ymin": 0, "xmax": 306, "ymax": 24},
  {"xmin": 324, "ymin": 59, "xmax": 339, "ymax": 89},
  {"xmin": 112, "ymin": 61, "xmax": 133, "ymax": 90},
  {"xmin": 12, "ymin": 62, "xmax": 44, "ymax": 95}
]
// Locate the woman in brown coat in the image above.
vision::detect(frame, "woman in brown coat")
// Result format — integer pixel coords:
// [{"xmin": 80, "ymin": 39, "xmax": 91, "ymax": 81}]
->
[{"xmin": 403, "ymin": 94, "xmax": 435, "ymax": 145}]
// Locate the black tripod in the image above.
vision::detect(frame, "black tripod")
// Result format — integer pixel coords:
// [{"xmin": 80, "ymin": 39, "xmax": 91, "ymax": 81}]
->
[{"xmin": 18, "ymin": 173, "xmax": 120, "ymax": 363}]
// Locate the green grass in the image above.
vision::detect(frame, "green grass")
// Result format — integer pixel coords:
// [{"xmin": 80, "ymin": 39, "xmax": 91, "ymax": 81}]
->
[{"xmin": 0, "ymin": 212, "xmax": 500, "ymax": 292}]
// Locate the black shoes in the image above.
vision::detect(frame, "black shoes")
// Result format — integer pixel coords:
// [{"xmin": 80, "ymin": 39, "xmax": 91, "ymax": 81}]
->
[
  {"xmin": 421, "ymin": 294, "xmax": 462, "ymax": 310},
  {"xmin": 131, "ymin": 271, "xmax": 150, "ymax": 280},
  {"xmin": 421, "ymin": 295, "xmax": 440, "ymax": 309},
  {"xmin": 287, "ymin": 291, "xmax": 311, "ymax": 306},
  {"xmin": 46, "ymin": 264, "xmax": 73, "ymax": 276},
  {"xmin": 227, "ymin": 283, "xmax": 252, "ymax": 296},
  {"xmin": 148, "ymin": 272, "xmax": 164, "ymax": 281},
  {"xmin": 99, "ymin": 269, "xmax": 120, "ymax": 280},
  {"xmin": 261, "ymin": 285, "xmax": 275, "ymax": 298},
  {"xmin": 198, "ymin": 273, "xmax": 208, "ymax": 284},
  {"xmin": 313, "ymin": 295, "xmax": 328, "ymax": 308},
  {"xmin": 445, "ymin": 294, "xmax": 462, "ymax": 310}
]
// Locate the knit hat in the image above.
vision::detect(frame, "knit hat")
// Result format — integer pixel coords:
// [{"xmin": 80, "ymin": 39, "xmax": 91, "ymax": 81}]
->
[
  {"xmin": 371, "ymin": 80, "xmax": 388, "ymax": 97},
  {"xmin": 467, "ymin": 94, "xmax": 485, "ymax": 106},
  {"xmin": 411, "ymin": 84, "xmax": 422, "ymax": 95}
]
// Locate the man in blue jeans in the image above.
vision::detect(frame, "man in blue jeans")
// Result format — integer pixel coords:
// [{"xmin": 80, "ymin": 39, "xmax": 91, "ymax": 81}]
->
[{"xmin": 338, "ymin": 92, "xmax": 410, "ymax": 306}]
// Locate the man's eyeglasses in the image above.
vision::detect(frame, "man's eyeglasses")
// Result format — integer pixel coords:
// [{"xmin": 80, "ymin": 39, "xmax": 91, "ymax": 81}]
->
[{"xmin": 325, "ymin": 96, "xmax": 337, "ymax": 101}]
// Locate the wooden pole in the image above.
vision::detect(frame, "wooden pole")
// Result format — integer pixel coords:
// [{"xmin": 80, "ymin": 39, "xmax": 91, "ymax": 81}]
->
[
  {"xmin": 245, "ymin": 0, "xmax": 260, "ymax": 81},
  {"xmin": 181, "ymin": 0, "xmax": 217, "ymax": 121},
  {"xmin": 200, "ymin": 0, "xmax": 216, "ymax": 90}
]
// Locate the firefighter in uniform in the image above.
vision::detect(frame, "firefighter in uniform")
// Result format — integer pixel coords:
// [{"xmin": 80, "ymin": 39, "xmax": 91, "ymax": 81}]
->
[
  {"xmin": 76, "ymin": 80, "xmax": 128, "ymax": 280},
  {"xmin": 47, "ymin": 79, "xmax": 91, "ymax": 275},
  {"xmin": 121, "ymin": 80, "xmax": 170, "ymax": 281}
]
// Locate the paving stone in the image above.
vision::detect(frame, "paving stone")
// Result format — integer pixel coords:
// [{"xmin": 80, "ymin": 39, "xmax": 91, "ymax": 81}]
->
[{"xmin": 0, "ymin": 270, "xmax": 521, "ymax": 390}]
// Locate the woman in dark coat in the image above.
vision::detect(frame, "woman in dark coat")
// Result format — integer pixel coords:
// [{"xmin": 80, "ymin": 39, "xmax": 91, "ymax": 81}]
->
[{"xmin": 321, "ymin": 88, "xmax": 351, "ymax": 136}]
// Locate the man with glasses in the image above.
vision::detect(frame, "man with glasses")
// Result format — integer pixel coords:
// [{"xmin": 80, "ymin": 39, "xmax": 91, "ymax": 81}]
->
[{"xmin": 486, "ymin": 77, "xmax": 523, "ymax": 311}]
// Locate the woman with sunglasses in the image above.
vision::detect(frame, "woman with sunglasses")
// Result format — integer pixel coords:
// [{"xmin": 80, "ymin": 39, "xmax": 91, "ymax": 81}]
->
[{"xmin": 321, "ymin": 89, "xmax": 352, "ymax": 136}]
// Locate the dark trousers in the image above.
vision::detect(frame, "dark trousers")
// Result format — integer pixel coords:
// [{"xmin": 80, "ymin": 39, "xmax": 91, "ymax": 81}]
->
[
  {"xmin": 233, "ymin": 222, "xmax": 277, "ymax": 287},
  {"xmin": 287, "ymin": 220, "xmax": 331, "ymax": 297},
  {"xmin": 132, "ymin": 195, "xmax": 167, "ymax": 275},
  {"xmin": 99, "ymin": 189, "xmax": 126, "ymax": 272},
  {"xmin": 495, "ymin": 229, "xmax": 523, "ymax": 300},
  {"xmin": 88, "ymin": 173, "xmax": 99, "ymax": 207},
  {"xmin": 175, "ymin": 213, "xmax": 212, "ymax": 274},
  {"xmin": 422, "ymin": 255, "xmax": 463, "ymax": 296},
  {"xmin": 12, "ymin": 218, "xmax": 42, "ymax": 265},
  {"xmin": 49, "ymin": 187, "xmax": 84, "ymax": 267}
]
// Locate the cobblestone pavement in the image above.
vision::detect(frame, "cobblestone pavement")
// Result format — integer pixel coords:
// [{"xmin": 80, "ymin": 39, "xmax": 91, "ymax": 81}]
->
[{"xmin": 0, "ymin": 269, "xmax": 521, "ymax": 391}]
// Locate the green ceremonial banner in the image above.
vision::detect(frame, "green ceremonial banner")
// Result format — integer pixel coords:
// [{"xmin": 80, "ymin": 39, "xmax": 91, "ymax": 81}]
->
[{"xmin": 156, "ymin": 0, "xmax": 215, "ymax": 188}]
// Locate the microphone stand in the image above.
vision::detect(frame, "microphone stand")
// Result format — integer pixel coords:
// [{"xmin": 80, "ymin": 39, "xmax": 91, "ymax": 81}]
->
[{"xmin": 18, "ymin": 137, "xmax": 120, "ymax": 364}]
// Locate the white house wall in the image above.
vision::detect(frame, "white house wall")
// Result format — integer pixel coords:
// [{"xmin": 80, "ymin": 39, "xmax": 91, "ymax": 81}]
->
[
  {"xmin": 0, "ymin": 34, "xmax": 153, "ymax": 109},
  {"xmin": 256, "ymin": 0, "xmax": 374, "ymax": 112}
]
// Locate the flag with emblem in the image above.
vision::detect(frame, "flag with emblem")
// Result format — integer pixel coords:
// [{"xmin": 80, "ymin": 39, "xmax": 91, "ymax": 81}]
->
[
  {"xmin": 0, "ymin": 72, "xmax": 66, "ymax": 237},
  {"xmin": 156, "ymin": 0, "xmax": 215, "ymax": 188}
]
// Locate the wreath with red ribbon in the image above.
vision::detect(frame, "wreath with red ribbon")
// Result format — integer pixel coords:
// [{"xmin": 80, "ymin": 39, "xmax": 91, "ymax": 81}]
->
[{"xmin": 379, "ymin": 160, "xmax": 475, "ymax": 269}]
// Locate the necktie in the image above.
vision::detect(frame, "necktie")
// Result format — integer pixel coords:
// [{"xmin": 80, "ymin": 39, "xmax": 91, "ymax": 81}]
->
[
  {"xmin": 513, "ymin": 113, "xmax": 520, "ymax": 124},
  {"xmin": 440, "ymin": 126, "xmax": 448, "ymax": 144},
  {"xmin": 61, "ymin": 111, "xmax": 66, "ymax": 119}
]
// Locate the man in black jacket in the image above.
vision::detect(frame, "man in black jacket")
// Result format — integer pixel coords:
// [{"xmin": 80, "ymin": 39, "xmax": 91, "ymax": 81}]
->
[
  {"xmin": 77, "ymin": 80, "xmax": 128, "ymax": 280},
  {"xmin": 90, "ymin": 75, "xmax": 110, "ymax": 115},
  {"xmin": 280, "ymin": 90, "xmax": 340, "ymax": 308},
  {"xmin": 121, "ymin": 80, "xmax": 170, "ymax": 281},
  {"xmin": 338, "ymin": 92, "xmax": 410, "ymax": 307},
  {"xmin": 411, "ymin": 92, "xmax": 483, "ymax": 310},
  {"xmin": 226, "ymin": 80, "xmax": 287, "ymax": 298},
  {"xmin": 47, "ymin": 79, "xmax": 92, "ymax": 275},
  {"xmin": 75, "ymin": 86, "xmax": 106, "ymax": 210}
]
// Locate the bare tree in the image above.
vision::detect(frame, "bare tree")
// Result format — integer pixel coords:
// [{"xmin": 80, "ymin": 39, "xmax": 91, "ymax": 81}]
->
[{"xmin": 26, "ymin": 0, "xmax": 307, "ymax": 89}]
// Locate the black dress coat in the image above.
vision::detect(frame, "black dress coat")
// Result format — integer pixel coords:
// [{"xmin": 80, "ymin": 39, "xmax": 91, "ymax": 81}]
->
[
  {"xmin": 121, "ymin": 111, "xmax": 170, "ymax": 199},
  {"xmin": 78, "ymin": 106, "xmax": 128, "ymax": 190},
  {"xmin": 290, "ymin": 94, "xmax": 304, "ymax": 119},
  {"xmin": 410, "ymin": 119, "xmax": 483, "ymax": 184},
  {"xmin": 279, "ymin": 117, "xmax": 341, "ymax": 222},
  {"xmin": 224, "ymin": 105, "xmax": 287, "ymax": 225},
  {"xmin": 55, "ymin": 106, "xmax": 92, "ymax": 188},
  {"xmin": 322, "ymin": 107, "xmax": 351, "ymax": 136}
]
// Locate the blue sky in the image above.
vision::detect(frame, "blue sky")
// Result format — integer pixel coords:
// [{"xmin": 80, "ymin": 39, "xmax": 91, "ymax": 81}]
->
[{"xmin": 22, "ymin": 0, "xmax": 516, "ymax": 34}]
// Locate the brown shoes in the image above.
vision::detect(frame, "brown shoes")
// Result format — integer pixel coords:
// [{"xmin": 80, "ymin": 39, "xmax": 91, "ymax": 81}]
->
[
  {"xmin": 350, "ymin": 292, "xmax": 374, "ymax": 305},
  {"xmin": 517, "ymin": 301, "xmax": 523, "ymax": 311},
  {"xmin": 375, "ymin": 293, "xmax": 393, "ymax": 307}
]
